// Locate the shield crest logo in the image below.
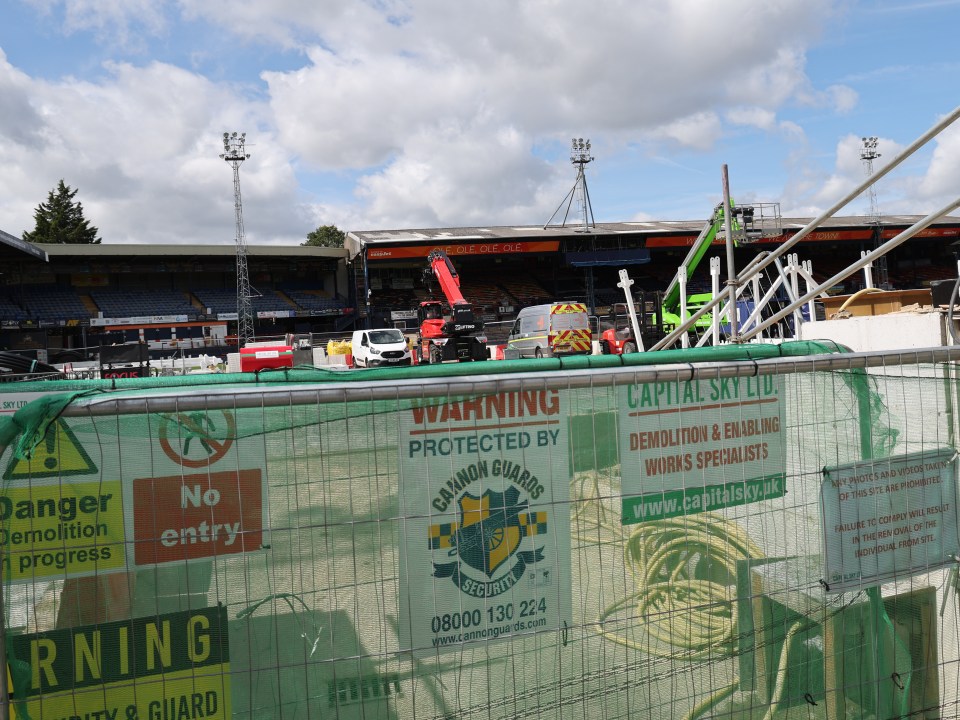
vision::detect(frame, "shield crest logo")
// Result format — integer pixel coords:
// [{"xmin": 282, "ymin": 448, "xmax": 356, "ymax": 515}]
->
[{"xmin": 455, "ymin": 487, "xmax": 525, "ymax": 577}]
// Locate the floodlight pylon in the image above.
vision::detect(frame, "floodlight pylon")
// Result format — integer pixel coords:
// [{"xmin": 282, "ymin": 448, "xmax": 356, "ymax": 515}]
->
[
  {"xmin": 220, "ymin": 131, "xmax": 255, "ymax": 346},
  {"xmin": 544, "ymin": 138, "xmax": 596, "ymax": 232}
]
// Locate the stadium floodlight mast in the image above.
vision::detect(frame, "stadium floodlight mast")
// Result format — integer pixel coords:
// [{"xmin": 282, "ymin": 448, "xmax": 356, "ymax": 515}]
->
[
  {"xmin": 543, "ymin": 137, "xmax": 596, "ymax": 232},
  {"xmin": 860, "ymin": 135, "xmax": 888, "ymax": 288},
  {"xmin": 220, "ymin": 131, "xmax": 255, "ymax": 347}
]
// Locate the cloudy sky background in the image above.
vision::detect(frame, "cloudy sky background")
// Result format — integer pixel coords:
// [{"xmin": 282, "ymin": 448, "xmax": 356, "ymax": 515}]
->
[{"xmin": 1, "ymin": 0, "xmax": 959, "ymax": 246}]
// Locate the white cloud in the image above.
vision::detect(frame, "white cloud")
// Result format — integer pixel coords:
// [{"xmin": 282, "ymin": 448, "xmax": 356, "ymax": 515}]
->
[
  {"xmin": 0, "ymin": 54, "xmax": 309, "ymax": 244},
  {"xmin": 915, "ymin": 121, "xmax": 960, "ymax": 209},
  {"xmin": 353, "ymin": 124, "xmax": 556, "ymax": 228},
  {"xmin": 726, "ymin": 107, "xmax": 778, "ymax": 132},
  {"xmin": 647, "ymin": 112, "xmax": 723, "ymax": 151},
  {"xmin": 255, "ymin": 0, "xmax": 840, "ymax": 228},
  {"xmin": 826, "ymin": 84, "xmax": 858, "ymax": 113},
  {"xmin": 24, "ymin": 0, "xmax": 170, "ymax": 48},
  {"xmin": 9, "ymin": 0, "xmax": 960, "ymax": 242}
]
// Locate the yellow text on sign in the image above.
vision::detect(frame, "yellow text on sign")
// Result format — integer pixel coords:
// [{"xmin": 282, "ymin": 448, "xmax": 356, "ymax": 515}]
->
[
  {"xmin": 0, "ymin": 480, "xmax": 126, "ymax": 582},
  {"xmin": 15, "ymin": 666, "xmax": 231, "ymax": 720}
]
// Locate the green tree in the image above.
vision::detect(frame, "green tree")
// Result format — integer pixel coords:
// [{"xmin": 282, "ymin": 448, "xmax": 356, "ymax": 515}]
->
[
  {"xmin": 303, "ymin": 224, "xmax": 345, "ymax": 248},
  {"xmin": 23, "ymin": 180, "xmax": 102, "ymax": 244}
]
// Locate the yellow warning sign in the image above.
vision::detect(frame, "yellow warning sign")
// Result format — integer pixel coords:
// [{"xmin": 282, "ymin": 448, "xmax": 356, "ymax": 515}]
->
[
  {"xmin": 0, "ymin": 479, "xmax": 126, "ymax": 583},
  {"xmin": 2, "ymin": 420, "xmax": 98, "ymax": 480}
]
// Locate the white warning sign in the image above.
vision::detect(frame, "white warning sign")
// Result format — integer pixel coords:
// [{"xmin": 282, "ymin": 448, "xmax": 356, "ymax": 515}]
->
[
  {"xmin": 821, "ymin": 448, "xmax": 960, "ymax": 592},
  {"xmin": 397, "ymin": 389, "xmax": 573, "ymax": 656}
]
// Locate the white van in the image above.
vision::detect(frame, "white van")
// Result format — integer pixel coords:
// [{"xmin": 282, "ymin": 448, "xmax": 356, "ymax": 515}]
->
[
  {"xmin": 351, "ymin": 328, "xmax": 412, "ymax": 367},
  {"xmin": 506, "ymin": 302, "xmax": 592, "ymax": 358}
]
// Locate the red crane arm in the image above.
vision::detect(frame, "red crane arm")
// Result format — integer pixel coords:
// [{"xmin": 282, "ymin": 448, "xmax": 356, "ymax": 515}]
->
[{"xmin": 427, "ymin": 250, "xmax": 468, "ymax": 306}]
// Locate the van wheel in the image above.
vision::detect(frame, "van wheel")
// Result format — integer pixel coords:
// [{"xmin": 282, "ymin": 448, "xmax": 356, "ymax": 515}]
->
[
  {"xmin": 430, "ymin": 346, "xmax": 443, "ymax": 364},
  {"xmin": 535, "ymin": 347, "xmax": 543, "ymax": 359},
  {"xmin": 623, "ymin": 341, "xmax": 637, "ymax": 354},
  {"xmin": 599, "ymin": 340, "xmax": 610, "ymax": 354}
]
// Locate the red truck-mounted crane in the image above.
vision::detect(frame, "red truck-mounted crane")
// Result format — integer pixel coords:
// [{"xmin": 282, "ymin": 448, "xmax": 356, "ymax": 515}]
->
[{"xmin": 417, "ymin": 249, "xmax": 488, "ymax": 364}]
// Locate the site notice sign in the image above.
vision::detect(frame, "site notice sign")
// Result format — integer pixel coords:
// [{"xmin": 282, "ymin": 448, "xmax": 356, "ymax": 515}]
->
[
  {"xmin": 619, "ymin": 376, "xmax": 786, "ymax": 524},
  {"xmin": 398, "ymin": 389, "xmax": 572, "ymax": 656},
  {"xmin": 7, "ymin": 605, "xmax": 230, "ymax": 720},
  {"xmin": 821, "ymin": 448, "xmax": 960, "ymax": 592},
  {"xmin": 1, "ymin": 419, "xmax": 120, "ymax": 583},
  {"xmin": 0, "ymin": 409, "xmax": 268, "ymax": 584}
]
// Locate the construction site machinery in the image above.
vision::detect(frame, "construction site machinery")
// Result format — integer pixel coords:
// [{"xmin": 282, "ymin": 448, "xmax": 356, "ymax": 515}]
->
[
  {"xmin": 660, "ymin": 200, "xmax": 782, "ymax": 339},
  {"xmin": 599, "ymin": 293, "xmax": 668, "ymax": 355},
  {"xmin": 416, "ymin": 249, "xmax": 488, "ymax": 364}
]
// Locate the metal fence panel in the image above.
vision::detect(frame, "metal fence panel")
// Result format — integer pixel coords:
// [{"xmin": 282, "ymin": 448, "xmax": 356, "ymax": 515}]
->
[{"xmin": 1, "ymin": 344, "xmax": 960, "ymax": 719}]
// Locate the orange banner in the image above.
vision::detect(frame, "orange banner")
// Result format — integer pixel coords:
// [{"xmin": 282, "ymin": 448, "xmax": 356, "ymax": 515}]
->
[
  {"xmin": 367, "ymin": 240, "xmax": 560, "ymax": 260},
  {"xmin": 645, "ymin": 228, "xmax": 876, "ymax": 249}
]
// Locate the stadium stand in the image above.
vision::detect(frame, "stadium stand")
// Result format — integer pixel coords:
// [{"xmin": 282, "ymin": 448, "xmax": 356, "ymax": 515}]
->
[
  {"xmin": 251, "ymin": 289, "xmax": 296, "ymax": 313},
  {"xmin": 193, "ymin": 287, "xmax": 297, "ymax": 315},
  {"xmin": 457, "ymin": 279, "xmax": 506, "ymax": 311},
  {"xmin": 192, "ymin": 288, "xmax": 236, "ymax": 315},
  {"xmin": 20, "ymin": 285, "xmax": 93, "ymax": 320},
  {"xmin": 281, "ymin": 288, "xmax": 346, "ymax": 312},
  {"xmin": 90, "ymin": 289, "xmax": 199, "ymax": 319},
  {"xmin": 497, "ymin": 275, "xmax": 550, "ymax": 306},
  {"xmin": 0, "ymin": 293, "xmax": 28, "ymax": 321}
]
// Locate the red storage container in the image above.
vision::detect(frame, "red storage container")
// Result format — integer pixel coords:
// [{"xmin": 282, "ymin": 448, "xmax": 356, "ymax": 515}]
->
[{"xmin": 239, "ymin": 345, "xmax": 294, "ymax": 372}]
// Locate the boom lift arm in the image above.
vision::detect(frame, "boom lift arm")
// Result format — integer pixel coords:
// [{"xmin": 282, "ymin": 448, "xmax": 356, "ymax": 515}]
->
[
  {"xmin": 662, "ymin": 202, "xmax": 740, "ymax": 314},
  {"xmin": 658, "ymin": 199, "xmax": 781, "ymax": 345}
]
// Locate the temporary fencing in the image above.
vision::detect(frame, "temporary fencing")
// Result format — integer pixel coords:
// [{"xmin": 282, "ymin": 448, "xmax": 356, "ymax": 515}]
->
[{"xmin": 2, "ymin": 341, "xmax": 960, "ymax": 719}]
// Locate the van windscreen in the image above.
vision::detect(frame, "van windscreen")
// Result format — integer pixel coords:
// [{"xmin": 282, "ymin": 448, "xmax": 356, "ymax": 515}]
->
[{"xmin": 369, "ymin": 329, "xmax": 405, "ymax": 344}]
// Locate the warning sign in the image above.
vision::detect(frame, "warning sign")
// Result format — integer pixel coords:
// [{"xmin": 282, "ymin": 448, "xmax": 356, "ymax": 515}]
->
[
  {"xmin": 2, "ymin": 420, "xmax": 98, "ymax": 480},
  {"xmin": 0, "ymin": 480, "xmax": 126, "ymax": 583},
  {"xmin": 397, "ymin": 389, "xmax": 573, "ymax": 656},
  {"xmin": 7, "ymin": 605, "xmax": 230, "ymax": 720},
  {"xmin": 618, "ymin": 376, "xmax": 786, "ymax": 524},
  {"xmin": 0, "ymin": 408, "xmax": 268, "ymax": 582},
  {"xmin": 159, "ymin": 410, "xmax": 237, "ymax": 468},
  {"xmin": 821, "ymin": 448, "xmax": 960, "ymax": 592},
  {"xmin": 133, "ymin": 470, "xmax": 265, "ymax": 565}
]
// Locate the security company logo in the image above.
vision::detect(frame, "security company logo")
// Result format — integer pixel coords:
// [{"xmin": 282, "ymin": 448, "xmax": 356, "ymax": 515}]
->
[{"xmin": 429, "ymin": 485, "xmax": 547, "ymax": 598}]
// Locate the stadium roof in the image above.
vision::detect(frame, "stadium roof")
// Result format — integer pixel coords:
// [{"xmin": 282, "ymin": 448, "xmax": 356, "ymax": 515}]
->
[
  {"xmin": 0, "ymin": 229, "xmax": 48, "ymax": 262},
  {"xmin": 37, "ymin": 243, "xmax": 347, "ymax": 259},
  {"xmin": 346, "ymin": 214, "xmax": 960, "ymax": 251},
  {"xmin": 349, "ymin": 214, "xmax": 960, "ymax": 242},
  {"xmin": 0, "ymin": 235, "xmax": 347, "ymax": 265}
]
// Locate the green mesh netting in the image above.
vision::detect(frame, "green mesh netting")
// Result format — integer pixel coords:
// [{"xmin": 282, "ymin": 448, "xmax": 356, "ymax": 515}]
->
[{"xmin": 0, "ymin": 340, "xmax": 954, "ymax": 720}]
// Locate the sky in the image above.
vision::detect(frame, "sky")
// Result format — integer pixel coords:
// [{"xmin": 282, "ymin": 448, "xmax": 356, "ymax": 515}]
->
[{"xmin": 1, "ymin": 0, "xmax": 960, "ymax": 247}]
